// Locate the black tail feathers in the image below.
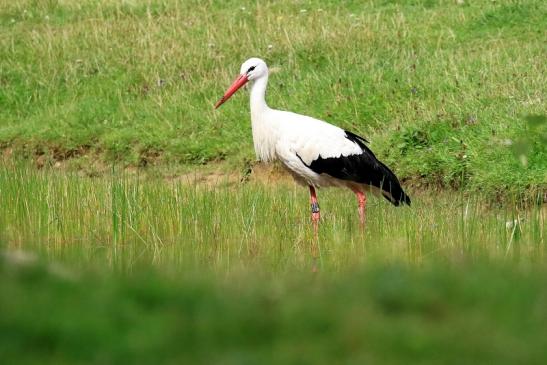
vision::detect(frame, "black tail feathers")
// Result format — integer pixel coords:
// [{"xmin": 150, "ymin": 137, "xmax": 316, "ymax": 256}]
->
[{"xmin": 379, "ymin": 179, "xmax": 411, "ymax": 207}]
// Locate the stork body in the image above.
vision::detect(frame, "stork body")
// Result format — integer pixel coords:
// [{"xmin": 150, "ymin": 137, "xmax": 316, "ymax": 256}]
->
[{"xmin": 215, "ymin": 58, "xmax": 410, "ymax": 230}]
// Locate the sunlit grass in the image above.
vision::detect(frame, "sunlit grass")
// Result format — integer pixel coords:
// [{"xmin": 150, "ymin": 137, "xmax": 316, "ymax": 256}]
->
[
  {"xmin": 1, "ymin": 163, "xmax": 544, "ymax": 272},
  {"xmin": 0, "ymin": 163, "xmax": 546, "ymax": 364},
  {"xmin": 0, "ymin": 1, "xmax": 546, "ymax": 362},
  {"xmin": 0, "ymin": 0, "xmax": 545, "ymax": 195}
]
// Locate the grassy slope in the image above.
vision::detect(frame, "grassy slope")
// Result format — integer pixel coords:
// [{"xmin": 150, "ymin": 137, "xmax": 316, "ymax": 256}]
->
[{"xmin": 0, "ymin": 0, "xmax": 545, "ymax": 197}]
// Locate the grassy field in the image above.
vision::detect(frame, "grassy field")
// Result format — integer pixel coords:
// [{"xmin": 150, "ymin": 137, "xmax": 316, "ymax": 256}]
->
[
  {"xmin": 1, "ymin": 1, "xmax": 546, "ymax": 364},
  {"xmin": 1, "ymin": 163, "xmax": 546, "ymax": 364},
  {"xmin": 1, "ymin": 163, "xmax": 545, "ymax": 269},
  {"xmin": 2, "ymin": 256, "xmax": 547, "ymax": 365},
  {"xmin": 0, "ymin": 0, "xmax": 545, "ymax": 197}
]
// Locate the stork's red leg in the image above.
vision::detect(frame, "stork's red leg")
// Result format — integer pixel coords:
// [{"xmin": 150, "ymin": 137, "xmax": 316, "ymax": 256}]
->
[
  {"xmin": 309, "ymin": 185, "xmax": 320, "ymax": 232},
  {"xmin": 353, "ymin": 188, "xmax": 367, "ymax": 228}
]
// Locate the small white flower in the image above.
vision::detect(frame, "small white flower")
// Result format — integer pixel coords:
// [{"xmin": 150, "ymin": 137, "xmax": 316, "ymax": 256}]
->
[
  {"xmin": 505, "ymin": 218, "xmax": 523, "ymax": 229},
  {"xmin": 241, "ymin": 7, "xmax": 246, "ymax": 11},
  {"xmin": 267, "ymin": 44, "xmax": 273, "ymax": 50}
]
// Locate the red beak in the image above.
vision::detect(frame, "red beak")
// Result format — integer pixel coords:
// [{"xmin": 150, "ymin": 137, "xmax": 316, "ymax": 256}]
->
[{"xmin": 214, "ymin": 74, "xmax": 249, "ymax": 109}]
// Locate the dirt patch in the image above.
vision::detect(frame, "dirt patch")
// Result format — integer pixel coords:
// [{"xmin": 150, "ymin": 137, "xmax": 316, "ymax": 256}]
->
[
  {"xmin": 166, "ymin": 170, "xmax": 240, "ymax": 187},
  {"xmin": 1, "ymin": 147, "xmax": 297, "ymax": 187},
  {"xmin": 1, "ymin": 149, "xmax": 544, "ymax": 205},
  {"xmin": 165, "ymin": 161, "xmax": 296, "ymax": 188},
  {"xmin": 246, "ymin": 163, "xmax": 296, "ymax": 186}
]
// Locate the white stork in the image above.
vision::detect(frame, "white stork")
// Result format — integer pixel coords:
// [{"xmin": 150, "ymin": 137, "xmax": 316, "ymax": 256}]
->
[{"xmin": 215, "ymin": 58, "xmax": 410, "ymax": 230}]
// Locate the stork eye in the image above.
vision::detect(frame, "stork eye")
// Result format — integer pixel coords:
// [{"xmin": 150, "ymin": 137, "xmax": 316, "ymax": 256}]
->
[{"xmin": 247, "ymin": 66, "xmax": 256, "ymax": 73}]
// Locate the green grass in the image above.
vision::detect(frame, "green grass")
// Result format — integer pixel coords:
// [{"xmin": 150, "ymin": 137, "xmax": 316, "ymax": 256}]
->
[
  {"xmin": 1, "ymin": 1, "xmax": 546, "ymax": 363},
  {"xmin": 1, "ymin": 163, "xmax": 544, "ymax": 269},
  {"xmin": 0, "ymin": 164, "xmax": 546, "ymax": 364},
  {"xmin": 0, "ymin": 153, "xmax": 545, "ymax": 364},
  {"xmin": 2, "ymin": 258, "xmax": 547, "ymax": 365},
  {"xmin": 1, "ymin": 0, "xmax": 546, "ymax": 197}
]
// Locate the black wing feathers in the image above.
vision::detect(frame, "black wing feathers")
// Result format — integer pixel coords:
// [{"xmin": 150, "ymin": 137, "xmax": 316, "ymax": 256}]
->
[{"xmin": 302, "ymin": 130, "xmax": 411, "ymax": 206}]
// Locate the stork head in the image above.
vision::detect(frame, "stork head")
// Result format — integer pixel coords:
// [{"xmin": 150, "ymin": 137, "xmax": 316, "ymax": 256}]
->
[
  {"xmin": 240, "ymin": 58, "xmax": 268, "ymax": 81},
  {"xmin": 214, "ymin": 58, "xmax": 268, "ymax": 109}
]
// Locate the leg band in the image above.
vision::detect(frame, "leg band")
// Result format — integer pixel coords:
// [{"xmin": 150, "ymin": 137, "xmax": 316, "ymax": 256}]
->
[{"xmin": 311, "ymin": 201, "xmax": 320, "ymax": 213}]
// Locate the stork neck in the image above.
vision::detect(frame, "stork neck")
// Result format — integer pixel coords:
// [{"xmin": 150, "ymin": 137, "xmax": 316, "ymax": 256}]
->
[{"xmin": 250, "ymin": 75, "xmax": 269, "ymax": 115}]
